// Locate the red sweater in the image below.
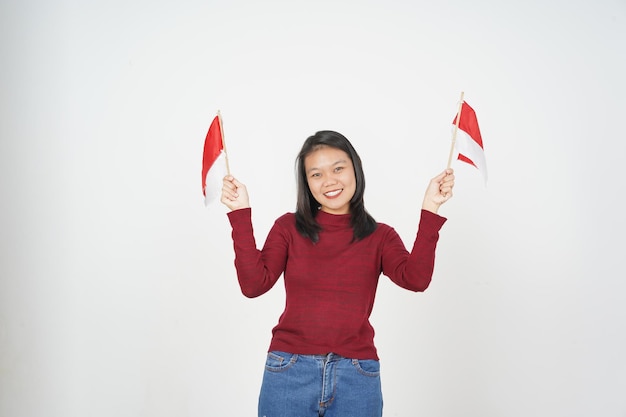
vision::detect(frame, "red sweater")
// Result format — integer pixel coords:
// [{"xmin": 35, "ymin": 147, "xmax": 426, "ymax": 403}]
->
[{"xmin": 227, "ymin": 208, "xmax": 446, "ymax": 360}]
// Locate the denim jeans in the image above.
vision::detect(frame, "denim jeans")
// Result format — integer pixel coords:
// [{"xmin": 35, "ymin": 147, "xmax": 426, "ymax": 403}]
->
[{"xmin": 258, "ymin": 351, "xmax": 383, "ymax": 417}]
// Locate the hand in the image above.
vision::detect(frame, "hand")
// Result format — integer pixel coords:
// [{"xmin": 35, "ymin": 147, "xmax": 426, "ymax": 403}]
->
[
  {"xmin": 221, "ymin": 175, "xmax": 251, "ymax": 211},
  {"xmin": 422, "ymin": 169, "xmax": 455, "ymax": 214}
]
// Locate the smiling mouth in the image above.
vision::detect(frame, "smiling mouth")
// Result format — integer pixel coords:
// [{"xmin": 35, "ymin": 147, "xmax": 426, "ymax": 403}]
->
[{"xmin": 324, "ymin": 189, "xmax": 343, "ymax": 198}]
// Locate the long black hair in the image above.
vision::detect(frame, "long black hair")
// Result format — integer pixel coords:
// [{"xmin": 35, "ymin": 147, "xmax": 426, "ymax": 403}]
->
[{"xmin": 295, "ymin": 130, "xmax": 377, "ymax": 243}]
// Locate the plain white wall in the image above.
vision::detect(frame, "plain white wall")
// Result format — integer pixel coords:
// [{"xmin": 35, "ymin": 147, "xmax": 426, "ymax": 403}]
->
[{"xmin": 1, "ymin": 0, "xmax": 625, "ymax": 416}]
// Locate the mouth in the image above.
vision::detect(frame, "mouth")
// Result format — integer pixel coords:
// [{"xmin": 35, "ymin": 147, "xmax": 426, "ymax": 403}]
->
[{"xmin": 324, "ymin": 189, "xmax": 343, "ymax": 198}]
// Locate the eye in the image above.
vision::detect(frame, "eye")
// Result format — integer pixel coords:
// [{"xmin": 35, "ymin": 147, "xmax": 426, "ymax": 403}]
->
[
  {"xmin": 334, "ymin": 166, "xmax": 344, "ymax": 173},
  {"xmin": 310, "ymin": 172, "xmax": 321, "ymax": 178}
]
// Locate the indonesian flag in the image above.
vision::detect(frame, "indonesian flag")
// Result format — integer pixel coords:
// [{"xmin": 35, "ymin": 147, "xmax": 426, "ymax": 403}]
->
[
  {"xmin": 452, "ymin": 101, "xmax": 487, "ymax": 182},
  {"xmin": 202, "ymin": 114, "xmax": 228, "ymax": 206}
]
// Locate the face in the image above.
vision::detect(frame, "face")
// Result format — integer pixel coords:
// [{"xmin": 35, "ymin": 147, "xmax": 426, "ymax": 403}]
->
[{"xmin": 304, "ymin": 146, "xmax": 356, "ymax": 215}]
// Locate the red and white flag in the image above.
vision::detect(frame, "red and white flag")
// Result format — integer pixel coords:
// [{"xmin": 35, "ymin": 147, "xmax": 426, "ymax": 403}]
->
[
  {"xmin": 202, "ymin": 114, "xmax": 228, "ymax": 206},
  {"xmin": 452, "ymin": 101, "xmax": 487, "ymax": 182}
]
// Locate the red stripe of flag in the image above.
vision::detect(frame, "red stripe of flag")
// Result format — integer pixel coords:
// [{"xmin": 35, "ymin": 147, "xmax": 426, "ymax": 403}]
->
[{"xmin": 202, "ymin": 115, "xmax": 225, "ymax": 204}]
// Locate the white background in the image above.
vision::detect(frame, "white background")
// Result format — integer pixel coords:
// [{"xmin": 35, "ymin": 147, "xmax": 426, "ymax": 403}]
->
[{"xmin": 1, "ymin": 0, "xmax": 625, "ymax": 416}]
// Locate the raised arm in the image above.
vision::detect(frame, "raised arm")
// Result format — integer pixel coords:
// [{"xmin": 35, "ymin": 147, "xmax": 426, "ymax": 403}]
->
[
  {"xmin": 383, "ymin": 169, "xmax": 454, "ymax": 291},
  {"xmin": 221, "ymin": 176, "xmax": 287, "ymax": 298}
]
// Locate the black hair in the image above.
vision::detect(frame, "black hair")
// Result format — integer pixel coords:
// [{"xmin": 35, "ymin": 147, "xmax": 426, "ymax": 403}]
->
[{"xmin": 295, "ymin": 130, "xmax": 377, "ymax": 243}]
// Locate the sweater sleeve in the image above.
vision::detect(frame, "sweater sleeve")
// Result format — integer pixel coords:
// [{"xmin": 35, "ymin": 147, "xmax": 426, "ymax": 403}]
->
[
  {"xmin": 227, "ymin": 208, "xmax": 289, "ymax": 298},
  {"xmin": 381, "ymin": 209, "xmax": 447, "ymax": 292}
]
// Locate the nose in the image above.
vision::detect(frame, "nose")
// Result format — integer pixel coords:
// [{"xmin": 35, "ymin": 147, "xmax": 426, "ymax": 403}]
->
[{"xmin": 323, "ymin": 176, "xmax": 338, "ymax": 187}]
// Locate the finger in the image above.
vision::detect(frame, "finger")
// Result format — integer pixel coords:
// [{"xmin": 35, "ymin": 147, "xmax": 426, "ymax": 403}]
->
[
  {"xmin": 222, "ymin": 176, "xmax": 241, "ymax": 192},
  {"xmin": 231, "ymin": 178, "xmax": 245, "ymax": 189},
  {"xmin": 439, "ymin": 179, "xmax": 454, "ymax": 193},
  {"xmin": 221, "ymin": 183, "xmax": 239, "ymax": 199},
  {"xmin": 442, "ymin": 172, "xmax": 454, "ymax": 181},
  {"xmin": 440, "ymin": 187, "xmax": 453, "ymax": 196},
  {"xmin": 440, "ymin": 180, "xmax": 455, "ymax": 191},
  {"xmin": 222, "ymin": 176, "xmax": 235, "ymax": 189},
  {"xmin": 222, "ymin": 180, "xmax": 234, "ymax": 191},
  {"xmin": 441, "ymin": 173, "xmax": 454, "ymax": 183},
  {"xmin": 221, "ymin": 186, "xmax": 238, "ymax": 200}
]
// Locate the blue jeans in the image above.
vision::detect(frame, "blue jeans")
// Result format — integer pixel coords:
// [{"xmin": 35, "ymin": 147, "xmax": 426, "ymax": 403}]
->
[{"xmin": 258, "ymin": 351, "xmax": 383, "ymax": 417}]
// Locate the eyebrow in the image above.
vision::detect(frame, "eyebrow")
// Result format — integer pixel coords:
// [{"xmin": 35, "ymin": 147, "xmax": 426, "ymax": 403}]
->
[{"xmin": 306, "ymin": 159, "xmax": 348, "ymax": 174}]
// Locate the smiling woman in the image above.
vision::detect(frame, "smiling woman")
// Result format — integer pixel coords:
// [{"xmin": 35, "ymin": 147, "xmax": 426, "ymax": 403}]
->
[
  {"xmin": 295, "ymin": 131, "xmax": 377, "ymax": 243},
  {"xmin": 219, "ymin": 130, "xmax": 455, "ymax": 417}
]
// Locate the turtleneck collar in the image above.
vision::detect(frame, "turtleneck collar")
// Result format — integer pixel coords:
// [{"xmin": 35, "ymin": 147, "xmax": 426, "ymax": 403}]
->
[{"xmin": 315, "ymin": 210, "xmax": 352, "ymax": 228}]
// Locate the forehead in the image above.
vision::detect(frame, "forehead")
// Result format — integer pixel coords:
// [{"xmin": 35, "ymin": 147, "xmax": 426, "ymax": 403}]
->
[{"xmin": 304, "ymin": 146, "xmax": 352, "ymax": 169}]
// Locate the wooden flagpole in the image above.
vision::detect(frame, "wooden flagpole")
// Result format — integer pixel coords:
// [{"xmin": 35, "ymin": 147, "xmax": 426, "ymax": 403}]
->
[
  {"xmin": 447, "ymin": 91, "xmax": 465, "ymax": 169},
  {"xmin": 217, "ymin": 110, "xmax": 231, "ymax": 176}
]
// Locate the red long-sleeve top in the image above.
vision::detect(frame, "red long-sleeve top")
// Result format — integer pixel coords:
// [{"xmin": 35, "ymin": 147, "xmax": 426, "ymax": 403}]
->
[{"xmin": 227, "ymin": 208, "xmax": 446, "ymax": 360}]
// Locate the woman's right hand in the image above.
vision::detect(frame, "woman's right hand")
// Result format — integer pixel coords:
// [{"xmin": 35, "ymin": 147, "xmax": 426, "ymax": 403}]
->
[{"xmin": 221, "ymin": 175, "xmax": 251, "ymax": 211}]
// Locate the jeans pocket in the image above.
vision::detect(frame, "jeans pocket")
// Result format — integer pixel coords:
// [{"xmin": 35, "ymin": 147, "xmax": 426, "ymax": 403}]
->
[
  {"xmin": 351, "ymin": 359, "xmax": 381, "ymax": 377},
  {"xmin": 265, "ymin": 351, "xmax": 298, "ymax": 372}
]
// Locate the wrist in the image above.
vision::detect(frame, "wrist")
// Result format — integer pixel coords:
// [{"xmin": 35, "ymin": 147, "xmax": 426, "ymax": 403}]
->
[{"xmin": 421, "ymin": 201, "xmax": 439, "ymax": 214}]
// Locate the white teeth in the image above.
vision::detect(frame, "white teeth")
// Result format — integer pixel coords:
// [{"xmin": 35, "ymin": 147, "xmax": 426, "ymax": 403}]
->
[{"xmin": 325, "ymin": 189, "xmax": 342, "ymax": 197}]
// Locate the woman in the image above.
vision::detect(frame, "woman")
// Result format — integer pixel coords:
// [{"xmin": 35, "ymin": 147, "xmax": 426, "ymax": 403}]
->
[{"xmin": 221, "ymin": 130, "xmax": 454, "ymax": 417}]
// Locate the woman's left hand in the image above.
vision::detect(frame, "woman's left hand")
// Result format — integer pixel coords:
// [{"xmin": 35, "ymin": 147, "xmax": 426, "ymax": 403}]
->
[{"xmin": 422, "ymin": 169, "xmax": 455, "ymax": 214}]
